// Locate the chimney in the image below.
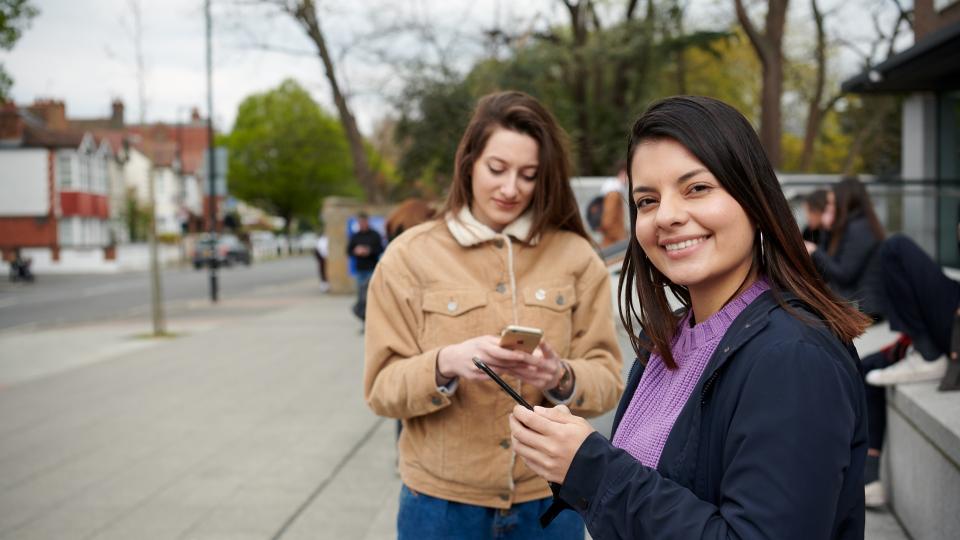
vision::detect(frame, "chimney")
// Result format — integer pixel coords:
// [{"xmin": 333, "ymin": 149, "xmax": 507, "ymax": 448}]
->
[
  {"xmin": 191, "ymin": 107, "xmax": 201, "ymax": 123},
  {"xmin": 0, "ymin": 102, "xmax": 24, "ymax": 141},
  {"xmin": 27, "ymin": 99, "xmax": 68, "ymax": 131},
  {"xmin": 111, "ymin": 99, "xmax": 125, "ymax": 128}
]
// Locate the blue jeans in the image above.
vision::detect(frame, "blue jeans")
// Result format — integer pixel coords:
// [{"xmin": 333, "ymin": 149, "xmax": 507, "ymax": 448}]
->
[
  {"xmin": 398, "ymin": 485, "xmax": 584, "ymax": 540},
  {"xmin": 353, "ymin": 269, "xmax": 374, "ymax": 321}
]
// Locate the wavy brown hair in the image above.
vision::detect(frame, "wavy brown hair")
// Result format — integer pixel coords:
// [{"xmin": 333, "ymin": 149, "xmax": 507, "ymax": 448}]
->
[
  {"xmin": 386, "ymin": 198, "xmax": 436, "ymax": 242},
  {"xmin": 442, "ymin": 91, "xmax": 589, "ymax": 241},
  {"xmin": 618, "ymin": 96, "xmax": 871, "ymax": 368}
]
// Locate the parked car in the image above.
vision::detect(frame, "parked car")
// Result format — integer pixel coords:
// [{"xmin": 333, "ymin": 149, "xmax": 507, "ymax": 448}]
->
[{"xmin": 192, "ymin": 234, "xmax": 252, "ymax": 269}]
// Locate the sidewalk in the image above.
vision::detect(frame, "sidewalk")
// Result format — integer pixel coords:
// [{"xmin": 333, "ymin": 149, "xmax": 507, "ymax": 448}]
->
[{"xmin": 0, "ymin": 282, "xmax": 907, "ymax": 539}]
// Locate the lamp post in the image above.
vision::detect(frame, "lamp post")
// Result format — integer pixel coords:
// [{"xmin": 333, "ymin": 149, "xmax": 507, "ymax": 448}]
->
[{"xmin": 205, "ymin": 0, "xmax": 218, "ymax": 303}]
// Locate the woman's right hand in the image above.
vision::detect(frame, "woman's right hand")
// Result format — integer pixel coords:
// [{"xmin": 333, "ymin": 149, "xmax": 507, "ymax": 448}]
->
[{"xmin": 436, "ymin": 336, "xmax": 528, "ymax": 384}]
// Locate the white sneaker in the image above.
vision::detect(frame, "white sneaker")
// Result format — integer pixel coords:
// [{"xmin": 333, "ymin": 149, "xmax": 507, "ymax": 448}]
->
[
  {"xmin": 866, "ymin": 352, "xmax": 947, "ymax": 386},
  {"xmin": 864, "ymin": 481, "xmax": 886, "ymax": 508},
  {"xmin": 319, "ymin": 281, "xmax": 331, "ymax": 293}
]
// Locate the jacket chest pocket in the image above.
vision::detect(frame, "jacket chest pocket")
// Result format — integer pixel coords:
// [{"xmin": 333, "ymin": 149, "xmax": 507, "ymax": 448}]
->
[
  {"xmin": 421, "ymin": 290, "xmax": 490, "ymax": 348},
  {"xmin": 521, "ymin": 284, "xmax": 576, "ymax": 354}
]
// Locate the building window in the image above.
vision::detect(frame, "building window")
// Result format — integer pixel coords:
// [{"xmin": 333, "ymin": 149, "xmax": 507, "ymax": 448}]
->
[
  {"xmin": 58, "ymin": 217, "xmax": 76, "ymax": 247},
  {"xmin": 80, "ymin": 155, "xmax": 92, "ymax": 192},
  {"xmin": 57, "ymin": 153, "xmax": 74, "ymax": 189}
]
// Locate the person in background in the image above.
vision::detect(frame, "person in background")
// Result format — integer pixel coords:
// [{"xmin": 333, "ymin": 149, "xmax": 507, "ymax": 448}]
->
[
  {"xmin": 386, "ymin": 198, "xmax": 436, "ymax": 243},
  {"xmin": 801, "ymin": 188, "xmax": 832, "ymax": 247},
  {"xmin": 509, "ymin": 96, "xmax": 869, "ymax": 539},
  {"xmin": 314, "ymin": 230, "xmax": 330, "ymax": 293},
  {"xmin": 858, "ymin": 233, "xmax": 960, "ymax": 507},
  {"xmin": 806, "ymin": 176, "xmax": 885, "ymax": 320},
  {"xmin": 347, "ymin": 212, "xmax": 384, "ymax": 322},
  {"xmin": 598, "ymin": 161, "xmax": 628, "ymax": 247},
  {"xmin": 363, "ymin": 91, "xmax": 622, "ymax": 539}
]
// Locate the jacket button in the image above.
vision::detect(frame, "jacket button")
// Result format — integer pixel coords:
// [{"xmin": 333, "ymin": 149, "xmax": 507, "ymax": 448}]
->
[
  {"xmin": 744, "ymin": 323, "xmax": 751, "ymax": 328},
  {"xmin": 496, "ymin": 283, "xmax": 506, "ymax": 293},
  {"xmin": 431, "ymin": 396, "xmax": 442, "ymax": 406},
  {"xmin": 556, "ymin": 295, "xmax": 565, "ymax": 306},
  {"xmin": 578, "ymin": 497, "xmax": 589, "ymax": 510},
  {"xmin": 535, "ymin": 289, "xmax": 546, "ymax": 301},
  {"xmin": 499, "ymin": 493, "xmax": 510, "ymax": 501},
  {"xmin": 447, "ymin": 301, "xmax": 458, "ymax": 312},
  {"xmin": 723, "ymin": 346, "xmax": 730, "ymax": 353},
  {"xmin": 493, "ymin": 239, "xmax": 504, "ymax": 248},
  {"xmin": 500, "ymin": 439, "xmax": 510, "ymax": 449}
]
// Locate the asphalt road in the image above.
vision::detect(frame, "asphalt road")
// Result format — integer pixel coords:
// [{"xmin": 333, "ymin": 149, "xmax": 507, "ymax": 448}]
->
[{"xmin": 0, "ymin": 255, "xmax": 322, "ymax": 332}]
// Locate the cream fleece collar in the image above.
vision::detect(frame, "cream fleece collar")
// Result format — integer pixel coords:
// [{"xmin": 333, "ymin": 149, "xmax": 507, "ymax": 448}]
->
[{"xmin": 445, "ymin": 206, "xmax": 539, "ymax": 247}]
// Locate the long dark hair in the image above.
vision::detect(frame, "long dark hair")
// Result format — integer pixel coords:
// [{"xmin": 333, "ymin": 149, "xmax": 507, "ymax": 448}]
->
[
  {"xmin": 618, "ymin": 96, "xmax": 870, "ymax": 368},
  {"xmin": 827, "ymin": 176, "xmax": 886, "ymax": 256},
  {"xmin": 442, "ymin": 91, "xmax": 589, "ymax": 241}
]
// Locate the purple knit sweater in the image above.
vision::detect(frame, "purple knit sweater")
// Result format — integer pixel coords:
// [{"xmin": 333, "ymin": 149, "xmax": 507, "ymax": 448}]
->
[{"xmin": 612, "ymin": 279, "xmax": 770, "ymax": 468}]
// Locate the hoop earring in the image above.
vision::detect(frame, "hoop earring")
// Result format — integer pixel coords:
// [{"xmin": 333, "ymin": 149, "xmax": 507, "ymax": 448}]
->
[{"xmin": 759, "ymin": 231, "xmax": 765, "ymax": 265}]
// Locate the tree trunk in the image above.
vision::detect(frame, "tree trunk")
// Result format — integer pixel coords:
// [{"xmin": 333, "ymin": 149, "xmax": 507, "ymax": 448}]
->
[
  {"xmin": 562, "ymin": 0, "xmax": 595, "ymax": 174},
  {"xmin": 734, "ymin": 0, "xmax": 788, "ymax": 169},
  {"xmin": 799, "ymin": 0, "xmax": 825, "ymax": 171},
  {"xmin": 289, "ymin": 0, "xmax": 381, "ymax": 203}
]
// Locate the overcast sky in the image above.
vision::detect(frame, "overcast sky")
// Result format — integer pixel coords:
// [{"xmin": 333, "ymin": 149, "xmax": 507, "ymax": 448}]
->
[
  {"xmin": 4, "ymin": 0, "xmax": 902, "ymax": 135},
  {"xmin": 4, "ymin": 0, "xmax": 556, "ymax": 133}
]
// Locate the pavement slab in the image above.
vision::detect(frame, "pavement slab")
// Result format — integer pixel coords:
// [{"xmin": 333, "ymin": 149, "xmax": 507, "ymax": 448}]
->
[{"xmin": 0, "ymin": 279, "xmax": 909, "ymax": 539}]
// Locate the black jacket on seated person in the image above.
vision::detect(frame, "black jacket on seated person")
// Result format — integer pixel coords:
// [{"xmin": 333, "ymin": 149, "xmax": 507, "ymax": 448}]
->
[
  {"xmin": 543, "ymin": 291, "xmax": 867, "ymax": 540},
  {"xmin": 812, "ymin": 212, "xmax": 884, "ymax": 317}
]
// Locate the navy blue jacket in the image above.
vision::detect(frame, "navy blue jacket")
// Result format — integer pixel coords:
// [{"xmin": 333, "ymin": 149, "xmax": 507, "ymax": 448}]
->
[{"xmin": 548, "ymin": 291, "xmax": 867, "ymax": 539}]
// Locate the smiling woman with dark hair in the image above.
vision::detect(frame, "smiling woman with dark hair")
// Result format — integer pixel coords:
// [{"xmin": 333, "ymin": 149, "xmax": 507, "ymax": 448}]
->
[{"xmin": 509, "ymin": 96, "xmax": 870, "ymax": 540}]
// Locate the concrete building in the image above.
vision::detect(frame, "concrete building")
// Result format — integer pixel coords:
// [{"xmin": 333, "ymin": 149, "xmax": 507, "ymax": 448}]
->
[
  {"xmin": 842, "ymin": 3, "xmax": 960, "ymax": 267},
  {"xmin": 842, "ymin": 4, "xmax": 960, "ymax": 539}
]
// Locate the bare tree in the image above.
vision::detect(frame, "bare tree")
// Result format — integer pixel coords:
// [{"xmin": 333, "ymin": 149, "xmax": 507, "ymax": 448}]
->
[
  {"xmin": 734, "ymin": 0, "xmax": 789, "ymax": 169},
  {"xmin": 259, "ymin": 0, "xmax": 382, "ymax": 203},
  {"xmin": 797, "ymin": 0, "xmax": 846, "ymax": 171},
  {"xmin": 837, "ymin": 0, "xmax": 914, "ymax": 174},
  {"xmin": 560, "ymin": 0, "xmax": 597, "ymax": 174}
]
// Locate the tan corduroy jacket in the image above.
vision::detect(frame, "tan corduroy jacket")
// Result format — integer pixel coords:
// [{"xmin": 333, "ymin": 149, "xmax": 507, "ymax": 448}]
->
[{"xmin": 363, "ymin": 208, "xmax": 623, "ymax": 509}]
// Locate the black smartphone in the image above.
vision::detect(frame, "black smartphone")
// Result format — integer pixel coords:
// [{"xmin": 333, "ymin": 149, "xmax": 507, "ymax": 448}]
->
[{"xmin": 472, "ymin": 358, "xmax": 534, "ymax": 410}]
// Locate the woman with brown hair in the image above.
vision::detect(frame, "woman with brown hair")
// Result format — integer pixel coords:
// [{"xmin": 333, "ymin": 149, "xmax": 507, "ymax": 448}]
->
[
  {"xmin": 363, "ymin": 91, "xmax": 622, "ymax": 539},
  {"xmin": 509, "ymin": 96, "xmax": 869, "ymax": 539},
  {"xmin": 805, "ymin": 176, "xmax": 886, "ymax": 319}
]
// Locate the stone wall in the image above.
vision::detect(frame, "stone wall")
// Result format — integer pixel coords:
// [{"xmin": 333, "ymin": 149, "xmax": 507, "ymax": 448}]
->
[{"xmin": 321, "ymin": 197, "xmax": 396, "ymax": 294}]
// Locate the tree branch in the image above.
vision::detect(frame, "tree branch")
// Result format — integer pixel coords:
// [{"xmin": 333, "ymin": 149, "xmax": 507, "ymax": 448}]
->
[{"xmin": 733, "ymin": 0, "xmax": 766, "ymax": 61}]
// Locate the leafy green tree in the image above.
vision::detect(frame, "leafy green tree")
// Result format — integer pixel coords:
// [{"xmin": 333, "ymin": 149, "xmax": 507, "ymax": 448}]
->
[
  {"xmin": 225, "ymin": 79, "xmax": 360, "ymax": 236},
  {"xmin": 0, "ymin": 0, "xmax": 38, "ymax": 101}
]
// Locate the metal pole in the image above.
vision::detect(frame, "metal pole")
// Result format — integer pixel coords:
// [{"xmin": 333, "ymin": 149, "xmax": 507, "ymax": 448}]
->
[{"xmin": 205, "ymin": 0, "xmax": 218, "ymax": 303}]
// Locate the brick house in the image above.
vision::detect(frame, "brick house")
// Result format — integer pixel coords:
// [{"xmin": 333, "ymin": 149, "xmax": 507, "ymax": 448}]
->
[
  {"xmin": 86, "ymin": 101, "xmax": 221, "ymax": 234},
  {"xmin": 0, "ymin": 100, "xmax": 114, "ymax": 264}
]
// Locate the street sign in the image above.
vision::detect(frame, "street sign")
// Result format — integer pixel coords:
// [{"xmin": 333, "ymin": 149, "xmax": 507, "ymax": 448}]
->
[{"xmin": 200, "ymin": 148, "xmax": 228, "ymax": 195}]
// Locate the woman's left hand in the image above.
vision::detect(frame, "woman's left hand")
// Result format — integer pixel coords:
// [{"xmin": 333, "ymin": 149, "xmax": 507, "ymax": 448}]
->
[
  {"xmin": 509, "ymin": 404, "xmax": 595, "ymax": 484},
  {"xmin": 804, "ymin": 240, "xmax": 818, "ymax": 255},
  {"xmin": 495, "ymin": 340, "xmax": 565, "ymax": 391}
]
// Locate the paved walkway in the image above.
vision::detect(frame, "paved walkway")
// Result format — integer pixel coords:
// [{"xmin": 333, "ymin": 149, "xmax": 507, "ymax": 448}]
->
[{"xmin": 0, "ymin": 280, "xmax": 907, "ymax": 539}]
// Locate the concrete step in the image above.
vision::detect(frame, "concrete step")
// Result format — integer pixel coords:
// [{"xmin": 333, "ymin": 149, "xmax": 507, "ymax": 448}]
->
[{"xmin": 885, "ymin": 380, "xmax": 960, "ymax": 539}]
